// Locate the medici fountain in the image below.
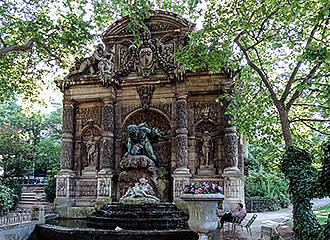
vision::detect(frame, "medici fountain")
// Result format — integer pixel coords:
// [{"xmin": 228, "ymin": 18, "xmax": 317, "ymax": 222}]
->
[{"xmin": 31, "ymin": 11, "xmax": 245, "ymax": 240}]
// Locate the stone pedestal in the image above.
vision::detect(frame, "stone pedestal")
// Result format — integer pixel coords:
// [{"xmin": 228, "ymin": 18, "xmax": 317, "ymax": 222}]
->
[
  {"xmin": 96, "ymin": 168, "xmax": 113, "ymax": 207},
  {"xmin": 82, "ymin": 166, "xmax": 97, "ymax": 177},
  {"xmin": 172, "ymin": 168, "xmax": 192, "ymax": 201},
  {"xmin": 118, "ymin": 155, "xmax": 158, "ymax": 198},
  {"xmin": 55, "ymin": 170, "xmax": 76, "ymax": 209},
  {"xmin": 197, "ymin": 165, "xmax": 216, "ymax": 176},
  {"xmin": 222, "ymin": 167, "xmax": 244, "ymax": 211}
]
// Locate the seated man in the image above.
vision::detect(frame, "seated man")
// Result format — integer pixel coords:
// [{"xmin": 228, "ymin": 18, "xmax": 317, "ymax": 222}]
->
[{"xmin": 220, "ymin": 203, "xmax": 247, "ymax": 228}]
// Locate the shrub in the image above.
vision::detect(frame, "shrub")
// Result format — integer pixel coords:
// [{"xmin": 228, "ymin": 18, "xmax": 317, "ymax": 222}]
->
[
  {"xmin": 281, "ymin": 146, "xmax": 321, "ymax": 240},
  {"xmin": 245, "ymin": 170, "xmax": 290, "ymax": 212},
  {"xmin": 0, "ymin": 184, "xmax": 15, "ymax": 211},
  {"xmin": 45, "ymin": 167, "xmax": 59, "ymax": 201}
]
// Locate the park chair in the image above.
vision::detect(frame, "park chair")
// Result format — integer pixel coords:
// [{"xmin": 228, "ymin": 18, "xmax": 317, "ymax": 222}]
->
[
  {"xmin": 233, "ymin": 214, "xmax": 258, "ymax": 235},
  {"xmin": 217, "ymin": 210, "xmax": 247, "ymax": 232}
]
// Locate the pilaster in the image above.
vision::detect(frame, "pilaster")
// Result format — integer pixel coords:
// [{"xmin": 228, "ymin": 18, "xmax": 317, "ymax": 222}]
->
[{"xmin": 173, "ymin": 93, "xmax": 191, "ymax": 200}]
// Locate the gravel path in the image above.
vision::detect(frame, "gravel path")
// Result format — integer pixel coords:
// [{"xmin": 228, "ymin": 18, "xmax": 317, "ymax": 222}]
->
[{"xmin": 218, "ymin": 197, "xmax": 330, "ymax": 240}]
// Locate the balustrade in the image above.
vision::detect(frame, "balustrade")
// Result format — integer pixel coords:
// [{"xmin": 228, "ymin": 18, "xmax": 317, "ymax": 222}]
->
[{"xmin": 0, "ymin": 209, "xmax": 33, "ymax": 226}]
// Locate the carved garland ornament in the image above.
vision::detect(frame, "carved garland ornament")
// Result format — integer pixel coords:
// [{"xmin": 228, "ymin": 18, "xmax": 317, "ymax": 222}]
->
[
  {"xmin": 137, "ymin": 85, "xmax": 156, "ymax": 111},
  {"xmin": 113, "ymin": 29, "xmax": 183, "ymax": 82},
  {"xmin": 194, "ymin": 102, "xmax": 218, "ymax": 122}
]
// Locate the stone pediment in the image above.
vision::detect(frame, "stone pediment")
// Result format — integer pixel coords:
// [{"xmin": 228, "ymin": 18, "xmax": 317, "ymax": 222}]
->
[
  {"xmin": 57, "ymin": 11, "xmax": 195, "ymax": 91},
  {"xmin": 103, "ymin": 10, "xmax": 194, "ymax": 39}
]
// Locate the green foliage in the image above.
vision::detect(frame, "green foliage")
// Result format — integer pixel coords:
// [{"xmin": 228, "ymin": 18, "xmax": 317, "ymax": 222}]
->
[
  {"xmin": 281, "ymin": 147, "xmax": 322, "ymax": 240},
  {"xmin": 244, "ymin": 151, "xmax": 260, "ymax": 175},
  {"xmin": 45, "ymin": 166, "xmax": 60, "ymax": 201},
  {"xmin": 2, "ymin": 179, "xmax": 22, "ymax": 209},
  {"xmin": 318, "ymin": 214, "xmax": 330, "ymax": 240},
  {"xmin": 0, "ymin": 128, "xmax": 34, "ymax": 178},
  {"xmin": 178, "ymin": 0, "xmax": 329, "ymax": 149},
  {"xmin": 245, "ymin": 170, "xmax": 290, "ymax": 212},
  {"xmin": 0, "ymin": 183, "xmax": 15, "ymax": 211},
  {"xmin": 0, "ymin": 102, "xmax": 62, "ymax": 179},
  {"xmin": 319, "ymin": 140, "xmax": 330, "ymax": 197},
  {"xmin": 0, "ymin": 0, "xmax": 113, "ymax": 102}
]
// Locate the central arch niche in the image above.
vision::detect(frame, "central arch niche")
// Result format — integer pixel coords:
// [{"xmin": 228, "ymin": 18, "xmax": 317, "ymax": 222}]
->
[
  {"xmin": 123, "ymin": 108, "xmax": 171, "ymax": 132},
  {"xmin": 121, "ymin": 108, "xmax": 172, "ymax": 201}
]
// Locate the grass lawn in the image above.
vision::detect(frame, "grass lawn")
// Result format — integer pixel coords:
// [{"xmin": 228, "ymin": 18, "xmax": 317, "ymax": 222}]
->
[
  {"xmin": 314, "ymin": 204, "xmax": 330, "ymax": 225},
  {"xmin": 287, "ymin": 204, "xmax": 330, "ymax": 226}
]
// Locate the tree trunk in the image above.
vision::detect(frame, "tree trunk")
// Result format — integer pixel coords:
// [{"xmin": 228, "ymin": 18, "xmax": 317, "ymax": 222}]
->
[{"xmin": 278, "ymin": 107, "xmax": 293, "ymax": 147}]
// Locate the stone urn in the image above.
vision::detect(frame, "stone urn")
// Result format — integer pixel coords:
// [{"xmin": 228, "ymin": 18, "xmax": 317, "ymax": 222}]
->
[{"xmin": 180, "ymin": 193, "xmax": 224, "ymax": 240}]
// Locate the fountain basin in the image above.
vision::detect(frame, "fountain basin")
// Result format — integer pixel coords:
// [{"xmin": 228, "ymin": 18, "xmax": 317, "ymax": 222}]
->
[
  {"xmin": 30, "ymin": 203, "xmax": 198, "ymax": 240},
  {"xmin": 88, "ymin": 203, "xmax": 188, "ymax": 230},
  {"xmin": 33, "ymin": 223, "xmax": 197, "ymax": 240}
]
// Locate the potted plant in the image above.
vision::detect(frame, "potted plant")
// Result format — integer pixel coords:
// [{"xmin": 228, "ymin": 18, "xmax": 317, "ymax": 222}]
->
[{"xmin": 180, "ymin": 182, "xmax": 224, "ymax": 240}]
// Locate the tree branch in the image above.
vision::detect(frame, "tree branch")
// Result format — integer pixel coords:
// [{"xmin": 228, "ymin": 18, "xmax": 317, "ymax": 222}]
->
[
  {"xmin": 295, "ymin": 121, "xmax": 330, "ymax": 136},
  {"xmin": 290, "ymin": 118, "xmax": 330, "ymax": 123},
  {"xmin": 286, "ymin": 62, "xmax": 321, "ymax": 111},
  {"xmin": 281, "ymin": 20, "xmax": 323, "ymax": 103},
  {"xmin": 292, "ymin": 103, "xmax": 330, "ymax": 109},
  {"xmin": 234, "ymin": 32, "xmax": 280, "ymax": 106},
  {"xmin": 40, "ymin": 43, "xmax": 62, "ymax": 62},
  {"xmin": 0, "ymin": 35, "xmax": 6, "ymax": 47},
  {"xmin": 245, "ymin": 33, "xmax": 278, "ymax": 51},
  {"xmin": 0, "ymin": 40, "xmax": 34, "ymax": 56}
]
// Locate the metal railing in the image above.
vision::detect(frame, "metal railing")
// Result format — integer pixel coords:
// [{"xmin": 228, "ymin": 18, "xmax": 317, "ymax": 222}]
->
[{"xmin": 0, "ymin": 209, "xmax": 33, "ymax": 226}]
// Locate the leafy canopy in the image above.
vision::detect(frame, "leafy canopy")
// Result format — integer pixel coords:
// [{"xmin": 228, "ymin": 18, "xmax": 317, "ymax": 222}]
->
[{"xmin": 0, "ymin": 0, "xmax": 115, "ymax": 102}]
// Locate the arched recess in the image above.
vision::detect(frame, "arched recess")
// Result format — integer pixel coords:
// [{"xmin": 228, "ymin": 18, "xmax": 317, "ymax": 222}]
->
[
  {"xmin": 121, "ymin": 107, "xmax": 172, "ymax": 201},
  {"xmin": 122, "ymin": 108, "xmax": 171, "ymax": 165},
  {"xmin": 194, "ymin": 119, "xmax": 219, "ymax": 171},
  {"xmin": 123, "ymin": 107, "xmax": 171, "ymax": 131},
  {"xmin": 80, "ymin": 124, "xmax": 102, "ymax": 171}
]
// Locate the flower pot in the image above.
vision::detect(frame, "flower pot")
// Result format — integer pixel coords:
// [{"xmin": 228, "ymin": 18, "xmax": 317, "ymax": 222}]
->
[{"xmin": 180, "ymin": 193, "xmax": 224, "ymax": 240}]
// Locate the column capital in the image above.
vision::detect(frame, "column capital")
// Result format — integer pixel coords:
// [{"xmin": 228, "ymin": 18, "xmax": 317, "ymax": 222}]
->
[{"xmin": 103, "ymin": 96, "xmax": 116, "ymax": 105}]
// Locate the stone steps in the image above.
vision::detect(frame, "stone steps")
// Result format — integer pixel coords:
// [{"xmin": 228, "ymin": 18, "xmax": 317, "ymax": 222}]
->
[{"xmin": 18, "ymin": 185, "xmax": 51, "ymax": 209}]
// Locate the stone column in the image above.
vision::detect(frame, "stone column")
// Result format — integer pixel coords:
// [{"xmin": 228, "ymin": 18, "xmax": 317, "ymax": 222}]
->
[
  {"xmin": 100, "ymin": 97, "xmax": 115, "ymax": 170},
  {"xmin": 224, "ymin": 126, "xmax": 239, "ymax": 170},
  {"xmin": 55, "ymin": 97, "xmax": 76, "ymax": 209},
  {"xmin": 97, "ymin": 95, "xmax": 115, "ymax": 205},
  {"xmin": 61, "ymin": 99, "xmax": 75, "ymax": 170},
  {"xmin": 173, "ymin": 94, "xmax": 191, "ymax": 200},
  {"xmin": 222, "ymin": 125, "xmax": 245, "ymax": 211}
]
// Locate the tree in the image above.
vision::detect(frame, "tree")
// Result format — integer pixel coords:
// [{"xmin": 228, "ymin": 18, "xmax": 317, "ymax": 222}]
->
[
  {"xmin": 0, "ymin": 102, "xmax": 62, "ymax": 178},
  {"xmin": 102, "ymin": 0, "xmax": 329, "ymax": 151},
  {"xmin": 176, "ymin": 0, "xmax": 329, "ymax": 148},
  {"xmin": 0, "ymin": 0, "xmax": 115, "ymax": 102}
]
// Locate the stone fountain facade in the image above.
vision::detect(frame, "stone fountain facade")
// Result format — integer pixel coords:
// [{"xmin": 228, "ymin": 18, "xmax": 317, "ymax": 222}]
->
[{"xmin": 54, "ymin": 11, "xmax": 245, "ymax": 216}]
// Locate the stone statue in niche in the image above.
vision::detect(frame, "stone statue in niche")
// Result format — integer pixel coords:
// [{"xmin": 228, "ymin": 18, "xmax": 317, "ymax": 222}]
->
[
  {"xmin": 120, "ymin": 178, "xmax": 160, "ymax": 204},
  {"xmin": 197, "ymin": 130, "xmax": 216, "ymax": 176},
  {"xmin": 86, "ymin": 134, "xmax": 100, "ymax": 167},
  {"xmin": 201, "ymin": 131, "xmax": 213, "ymax": 166},
  {"xmin": 81, "ymin": 123, "xmax": 101, "ymax": 172}
]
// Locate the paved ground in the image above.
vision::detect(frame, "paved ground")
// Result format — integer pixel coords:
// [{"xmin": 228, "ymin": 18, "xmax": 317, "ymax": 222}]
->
[{"xmin": 216, "ymin": 198, "xmax": 330, "ymax": 240}]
